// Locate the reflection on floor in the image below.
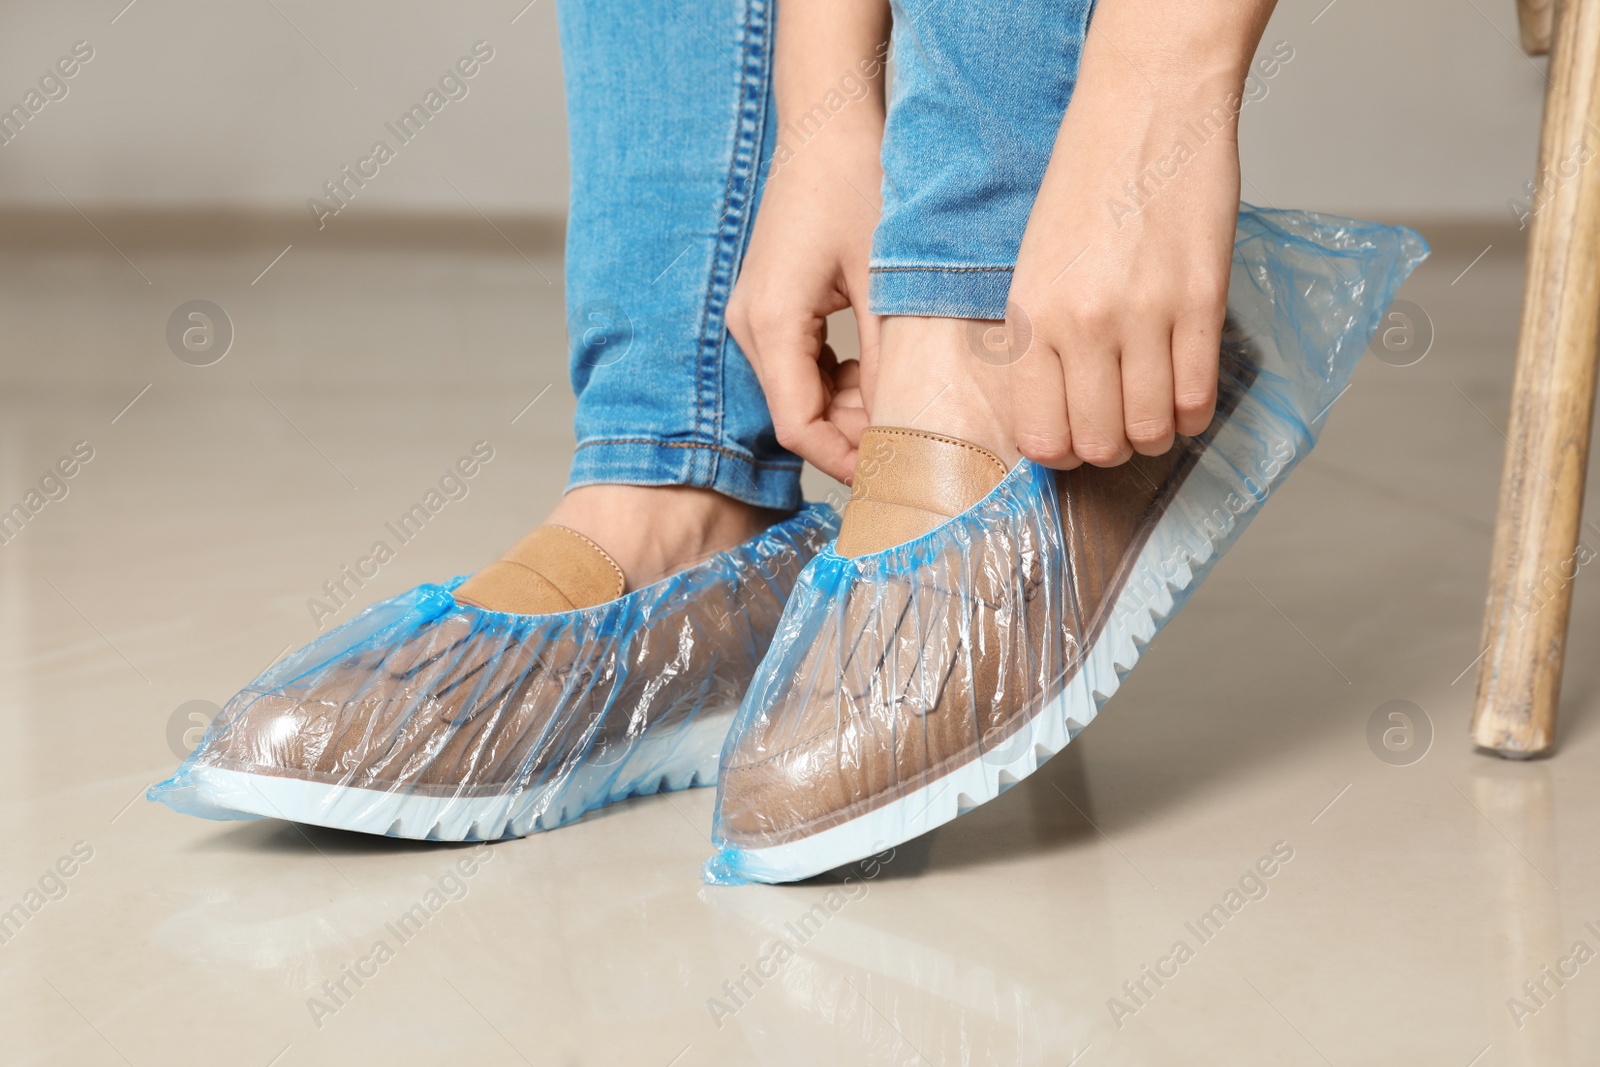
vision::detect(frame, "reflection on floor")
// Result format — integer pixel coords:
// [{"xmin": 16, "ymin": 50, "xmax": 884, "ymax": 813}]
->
[{"xmin": 2, "ymin": 220, "xmax": 1599, "ymax": 1065}]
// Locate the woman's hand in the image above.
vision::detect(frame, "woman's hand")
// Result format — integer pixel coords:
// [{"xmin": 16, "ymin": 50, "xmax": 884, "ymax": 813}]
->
[
  {"xmin": 728, "ymin": 134, "xmax": 882, "ymax": 483},
  {"xmin": 1006, "ymin": 1, "xmax": 1273, "ymax": 468},
  {"xmin": 725, "ymin": 0, "xmax": 890, "ymax": 484}
]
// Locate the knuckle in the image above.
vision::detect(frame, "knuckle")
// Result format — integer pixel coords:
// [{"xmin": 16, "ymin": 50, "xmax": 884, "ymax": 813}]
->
[
  {"xmin": 1017, "ymin": 431, "xmax": 1074, "ymax": 466},
  {"xmin": 1124, "ymin": 416, "xmax": 1174, "ymax": 447},
  {"xmin": 772, "ymin": 419, "xmax": 804, "ymax": 452},
  {"xmin": 1061, "ymin": 292, "xmax": 1118, "ymax": 335},
  {"xmin": 1184, "ymin": 274, "xmax": 1228, "ymax": 311},
  {"xmin": 1072, "ymin": 430, "xmax": 1128, "ymax": 466},
  {"xmin": 1127, "ymin": 289, "xmax": 1174, "ymax": 322},
  {"xmin": 1174, "ymin": 389, "xmax": 1216, "ymax": 418},
  {"xmin": 1127, "ymin": 433, "xmax": 1174, "ymax": 457},
  {"xmin": 745, "ymin": 305, "xmax": 786, "ymax": 336}
]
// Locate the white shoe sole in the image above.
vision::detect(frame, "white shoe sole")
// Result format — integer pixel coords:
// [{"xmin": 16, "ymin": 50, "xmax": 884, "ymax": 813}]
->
[
  {"xmin": 722, "ymin": 411, "xmax": 1300, "ymax": 883},
  {"xmin": 185, "ymin": 706, "xmax": 735, "ymax": 841}
]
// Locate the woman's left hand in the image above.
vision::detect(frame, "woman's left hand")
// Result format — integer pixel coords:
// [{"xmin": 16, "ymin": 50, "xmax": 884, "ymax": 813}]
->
[{"xmin": 1005, "ymin": 1, "xmax": 1273, "ymax": 469}]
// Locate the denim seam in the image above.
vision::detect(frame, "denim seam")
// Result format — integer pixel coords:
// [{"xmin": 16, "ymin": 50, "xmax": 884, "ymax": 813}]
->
[
  {"xmin": 869, "ymin": 265, "xmax": 1015, "ymax": 274},
  {"xmin": 574, "ymin": 438, "xmax": 802, "ymax": 471},
  {"xmin": 694, "ymin": 0, "xmax": 772, "ymax": 490}
]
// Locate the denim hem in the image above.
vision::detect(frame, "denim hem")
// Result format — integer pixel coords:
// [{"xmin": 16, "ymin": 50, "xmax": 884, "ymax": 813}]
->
[
  {"xmin": 867, "ymin": 266, "xmax": 1013, "ymax": 320},
  {"xmin": 567, "ymin": 438, "xmax": 802, "ymax": 511}
]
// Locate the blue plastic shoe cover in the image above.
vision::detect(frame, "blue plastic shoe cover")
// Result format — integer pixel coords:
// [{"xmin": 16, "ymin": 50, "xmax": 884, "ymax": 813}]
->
[
  {"xmin": 149, "ymin": 504, "xmax": 838, "ymax": 840},
  {"xmin": 706, "ymin": 206, "xmax": 1429, "ymax": 884}
]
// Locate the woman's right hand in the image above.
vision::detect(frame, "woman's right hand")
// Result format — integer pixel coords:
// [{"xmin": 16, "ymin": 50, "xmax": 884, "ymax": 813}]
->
[
  {"xmin": 727, "ymin": 129, "xmax": 883, "ymax": 484},
  {"xmin": 725, "ymin": 0, "xmax": 890, "ymax": 485}
]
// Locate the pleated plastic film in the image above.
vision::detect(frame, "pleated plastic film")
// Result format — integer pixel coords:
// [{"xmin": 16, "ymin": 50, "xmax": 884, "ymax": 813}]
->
[
  {"xmin": 150, "ymin": 504, "xmax": 838, "ymax": 840},
  {"xmin": 706, "ymin": 207, "xmax": 1429, "ymax": 884}
]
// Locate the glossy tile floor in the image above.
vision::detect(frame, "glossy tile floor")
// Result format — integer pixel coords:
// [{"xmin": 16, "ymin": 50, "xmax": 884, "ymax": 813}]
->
[{"xmin": 3, "ymin": 219, "xmax": 1599, "ymax": 1066}]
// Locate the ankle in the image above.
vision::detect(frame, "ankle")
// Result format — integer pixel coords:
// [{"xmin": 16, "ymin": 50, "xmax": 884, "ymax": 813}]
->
[
  {"xmin": 545, "ymin": 485, "xmax": 787, "ymax": 589},
  {"xmin": 869, "ymin": 316, "xmax": 1021, "ymax": 466}
]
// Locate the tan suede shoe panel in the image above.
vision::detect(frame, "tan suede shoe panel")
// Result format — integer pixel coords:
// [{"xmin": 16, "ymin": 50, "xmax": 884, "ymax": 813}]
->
[
  {"xmin": 453, "ymin": 525, "xmax": 625, "ymax": 614},
  {"xmin": 836, "ymin": 428, "xmax": 1008, "ymax": 558},
  {"xmin": 832, "ymin": 499, "xmax": 949, "ymax": 557}
]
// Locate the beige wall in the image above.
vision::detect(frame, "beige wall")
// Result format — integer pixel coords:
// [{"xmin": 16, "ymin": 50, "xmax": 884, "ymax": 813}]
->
[{"xmin": 0, "ymin": 0, "xmax": 1546, "ymax": 223}]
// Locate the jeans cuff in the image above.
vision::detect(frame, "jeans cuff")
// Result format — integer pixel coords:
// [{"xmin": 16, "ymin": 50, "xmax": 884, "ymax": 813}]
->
[
  {"xmin": 567, "ymin": 438, "xmax": 803, "ymax": 511},
  {"xmin": 868, "ymin": 265, "xmax": 1013, "ymax": 319}
]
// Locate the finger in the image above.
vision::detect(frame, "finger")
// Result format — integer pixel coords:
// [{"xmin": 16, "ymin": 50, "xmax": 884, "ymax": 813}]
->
[
  {"xmin": 818, "ymin": 344, "xmax": 865, "ymax": 414},
  {"xmin": 758, "ymin": 326, "xmax": 860, "ymax": 482},
  {"xmin": 1010, "ymin": 339, "xmax": 1078, "ymax": 469},
  {"xmin": 1172, "ymin": 306, "xmax": 1223, "ymax": 437},
  {"xmin": 848, "ymin": 275, "xmax": 882, "ymax": 419},
  {"xmin": 826, "ymin": 396, "xmax": 870, "ymax": 449},
  {"xmin": 824, "ymin": 354, "xmax": 868, "ymax": 450},
  {"xmin": 1062, "ymin": 345, "xmax": 1130, "ymax": 467},
  {"xmin": 817, "ymin": 340, "xmax": 840, "ymax": 388},
  {"xmin": 1119, "ymin": 322, "xmax": 1177, "ymax": 456},
  {"xmin": 832, "ymin": 357, "xmax": 862, "ymax": 394}
]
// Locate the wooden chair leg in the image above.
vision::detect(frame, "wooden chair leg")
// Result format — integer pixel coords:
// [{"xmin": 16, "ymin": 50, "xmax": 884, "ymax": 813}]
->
[
  {"xmin": 1473, "ymin": 0, "xmax": 1600, "ymax": 756},
  {"xmin": 1517, "ymin": 0, "xmax": 1556, "ymax": 55}
]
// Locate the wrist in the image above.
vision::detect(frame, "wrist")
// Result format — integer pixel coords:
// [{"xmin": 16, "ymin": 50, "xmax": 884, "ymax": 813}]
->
[
  {"xmin": 772, "ymin": 0, "xmax": 891, "ymax": 138},
  {"xmin": 1075, "ymin": 0, "xmax": 1271, "ymax": 106},
  {"xmin": 770, "ymin": 95, "xmax": 884, "ymax": 180},
  {"xmin": 775, "ymin": 52, "xmax": 888, "ymax": 132},
  {"xmin": 1075, "ymin": 52, "xmax": 1247, "ymax": 117},
  {"xmin": 1062, "ymin": 61, "xmax": 1254, "ymax": 160}
]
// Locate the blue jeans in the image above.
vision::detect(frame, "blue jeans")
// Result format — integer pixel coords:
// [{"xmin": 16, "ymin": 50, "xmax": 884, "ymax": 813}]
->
[{"xmin": 558, "ymin": 0, "xmax": 1093, "ymax": 510}]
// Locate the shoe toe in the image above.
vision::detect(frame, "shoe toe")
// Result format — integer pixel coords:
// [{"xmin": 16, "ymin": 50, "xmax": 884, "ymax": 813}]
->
[
  {"xmin": 712, "ymin": 468, "xmax": 1061, "ymax": 859},
  {"xmin": 719, "ymin": 721, "xmax": 856, "ymax": 842}
]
